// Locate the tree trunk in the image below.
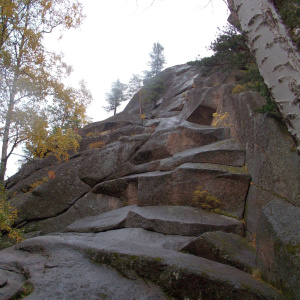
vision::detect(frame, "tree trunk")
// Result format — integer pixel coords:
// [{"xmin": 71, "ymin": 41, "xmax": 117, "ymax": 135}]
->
[
  {"xmin": 228, "ymin": 0, "xmax": 300, "ymax": 152},
  {"xmin": 0, "ymin": 92, "xmax": 15, "ymax": 185}
]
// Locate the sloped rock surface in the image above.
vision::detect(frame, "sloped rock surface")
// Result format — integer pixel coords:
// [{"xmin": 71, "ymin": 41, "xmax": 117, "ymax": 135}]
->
[
  {"xmin": 2, "ymin": 63, "xmax": 297, "ymax": 298},
  {"xmin": 0, "ymin": 231, "xmax": 284, "ymax": 300}
]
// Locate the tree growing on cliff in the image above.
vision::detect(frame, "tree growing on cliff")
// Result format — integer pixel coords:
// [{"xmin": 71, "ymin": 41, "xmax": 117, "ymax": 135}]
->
[
  {"xmin": 104, "ymin": 79, "xmax": 127, "ymax": 115},
  {"xmin": 0, "ymin": 0, "xmax": 87, "ymax": 184},
  {"xmin": 127, "ymin": 74, "xmax": 143, "ymax": 115},
  {"xmin": 144, "ymin": 42, "xmax": 166, "ymax": 78}
]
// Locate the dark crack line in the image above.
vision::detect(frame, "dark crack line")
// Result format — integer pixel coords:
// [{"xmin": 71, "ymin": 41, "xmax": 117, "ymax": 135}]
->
[{"xmin": 17, "ymin": 190, "xmax": 90, "ymax": 227}]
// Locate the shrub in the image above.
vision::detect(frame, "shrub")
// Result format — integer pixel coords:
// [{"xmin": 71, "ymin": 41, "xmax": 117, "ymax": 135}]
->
[
  {"xmin": 0, "ymin": 185, "xmax": 23, "ymax": 249},
  {"xmin": 192, "ymin": 186, "xmax": 221, "ymax": 211}
]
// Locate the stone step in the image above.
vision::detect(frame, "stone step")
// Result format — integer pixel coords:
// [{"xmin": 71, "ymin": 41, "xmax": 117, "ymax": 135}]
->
[
  {"xmin": 67, "ymin": 205, "xmax": 244, "ymax": 236},
  {"xmin": 182, "ymin": 231, "xmax": 257, "ymax": 274},
  {"xmin": 138, "ymin": 163, "xmax": 250, "ymax": 219},
  {"xmin": 3, "ymin": 233, "xmax": 284, "ymax": 299},
  {"xmin": 130, "ymin": 124, "xmax": 230, "ymax": 164},
  {"xmin": 159, "ymin": 138, "xmax": 245, "ymax": 171},
  {"xmin": 92, "ymin": 162, "xmax": 250, "ymax": 219}
]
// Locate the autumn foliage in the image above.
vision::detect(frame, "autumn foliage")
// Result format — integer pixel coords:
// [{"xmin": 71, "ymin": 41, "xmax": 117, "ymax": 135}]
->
[
  {"xmin": 0, "ymin": 185, "xmax": 23, "ymax": 248},
  {"xmin": 0, "ymin": 0, "xmax": 91, "ymax": 183}
]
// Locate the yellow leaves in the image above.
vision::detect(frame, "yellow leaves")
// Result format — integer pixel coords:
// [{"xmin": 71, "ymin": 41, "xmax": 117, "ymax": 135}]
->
[
  {"xmin": 88, "ymin": 141, "xmax": 105, "ymax": 149},
  {"xmin": 232, "ymin": 84, "xmax": 249, "ymax": 94},
  {"xmin": 212, "ymin": 111, "xmax": 230, "ymax": 127},
  {"xmin": 0, "ymin": 185, "xmax": 23, "ymax": 247},
  {"xmin": 192, "ymin": 186, "xmax": 221, "ymax": 211}
]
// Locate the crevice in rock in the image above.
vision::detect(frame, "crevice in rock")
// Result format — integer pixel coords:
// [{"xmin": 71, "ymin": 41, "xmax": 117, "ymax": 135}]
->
[{"xmin": 17, "ymin": 189, "xmax": 91, "ymax": 228}]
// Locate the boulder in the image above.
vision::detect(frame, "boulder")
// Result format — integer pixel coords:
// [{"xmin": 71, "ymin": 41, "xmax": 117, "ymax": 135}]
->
[
  {"xmin": 182, "ymin": 231, "xmax": 257, "ymax": 273},
  {"xmin": 78, "ymin": 135, "xmax": 149, "ymax": 186},
  {"xmin": 10, "ymin": 157, "xmax": 90, "ymax": 224},
  {"xmin": 256, "ymin": 200, "xmax": 300, "ymax": 298},
  {"xmin": 130, "ymin": 124, "xmax": 230, "ymax": 164}
]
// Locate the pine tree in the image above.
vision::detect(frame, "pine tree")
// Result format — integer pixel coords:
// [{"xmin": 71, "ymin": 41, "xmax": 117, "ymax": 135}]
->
[
  {"xmin": 127, "ymin": 74, "xmax": 143, "ymax": 115},
  {"xmin": 104, "ymin": 79, "xmax": 127, "ymax": 115},
  {"xmin": 144, "ymin": 42, "xmax": 166, "ymax": 78}
]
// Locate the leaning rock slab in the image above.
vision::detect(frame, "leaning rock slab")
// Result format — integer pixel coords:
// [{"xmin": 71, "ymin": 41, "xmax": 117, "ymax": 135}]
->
[
  {"xmin": 256, "ymin": 200, "xmax": 300, "ymax": 299},
  {"xmin": 66, "ymin": 205, "xmax": 137, "ymax": 233},
  {"xmin": 125, "ymin": 205, "xmax": 244, "ymax": 236}
]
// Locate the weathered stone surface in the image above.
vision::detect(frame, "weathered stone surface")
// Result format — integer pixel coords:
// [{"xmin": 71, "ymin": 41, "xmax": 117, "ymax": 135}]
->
[
  {"xmin": 130, "ymin": 124, "xmax": 230, "ymax": 164},
  {"xmin": 218, "ymin": 89, "xmax": 300, "ymax": 234},
  {"xmin": 79, "ymin": 124, "xmax": 147, "ymax": 151},
  {"xmin": 67, "ymin": 205, "xmax": 244, "ymax": 236},
  {"xmin": 0, "ymin": 236, "xmax": 167, "ymax": 300},
  {"xmin": 138, "ymin": 163, "xmax": 250, "ymax": 219},
  {"xmin": 10, "ymin": 157, "xmax": 90, "ymax": 224},
  {"xmin": 0, "ymin": 234, "xmax": 283, "ymax": 300},
  {"xmin": 78, "ymin": 135, "xmax": 149, "ymax": 186},
  {"xmin": 66, "ymin": 205, "xmax": 135, "ymax": 233},
  {"xmin": 256, "ymin": 200, "xmax": 300, "ymax": 299},
  {"xmin": 22, "ymin": 193, "xmax": 123, "ymax": 235},
  {"xmin": 182, "ymin": 231, "xmax": 256, "ymax": 273},
  {"xmin": 125, "ymin": 205, "xmax": 244, "ymax": 236},
  {"xmin": 92, "ymin": 176, "xmax": 139, "ymax": 205},
  {"xmin": 0, "ymin": 268, "xmax": 25, "ymax": 300},
  {"xmin": 159, "ymin": 138, "xmax": 245, "ymax": 171}
]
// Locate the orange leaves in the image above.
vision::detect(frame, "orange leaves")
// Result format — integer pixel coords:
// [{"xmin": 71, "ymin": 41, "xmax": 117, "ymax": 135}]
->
[{"xmin": 48, "ymin": 170, "xmax": 56, "ymax": 179}]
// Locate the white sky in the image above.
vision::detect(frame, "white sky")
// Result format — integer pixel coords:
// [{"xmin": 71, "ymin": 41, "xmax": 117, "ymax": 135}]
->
[{"xmin": 6, "ymin": 0, "xmax": 229, "ymax": 177}]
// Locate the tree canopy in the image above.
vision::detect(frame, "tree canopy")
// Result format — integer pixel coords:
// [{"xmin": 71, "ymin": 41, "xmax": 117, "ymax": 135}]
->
[
  {"xmin": 104, "ymin": 79, "xmax": 127, "ymax": 115},
  {"xmin": 0, "ymin": 0, "xmax": 90, "ymax": 184},
  {"xmin": 144, "ymin": 42, "xmax": 166, "ymax": 78}
]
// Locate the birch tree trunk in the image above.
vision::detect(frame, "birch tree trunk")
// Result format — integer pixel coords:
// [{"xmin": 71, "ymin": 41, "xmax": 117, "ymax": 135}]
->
[{"xmin": 228, "ymin": 0, "xmax": 300, "ymax": 152}]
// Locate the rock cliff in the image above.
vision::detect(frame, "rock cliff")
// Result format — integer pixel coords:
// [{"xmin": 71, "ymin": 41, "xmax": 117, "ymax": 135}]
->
[{"xmin": 1, "ymin": 64, "xmax": 299, "ymax": 299}]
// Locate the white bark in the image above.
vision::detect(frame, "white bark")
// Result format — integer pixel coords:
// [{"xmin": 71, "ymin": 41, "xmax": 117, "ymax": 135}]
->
[{"xmin": 230, "ymin": 0, "xmax": 300, "ymax": 151}]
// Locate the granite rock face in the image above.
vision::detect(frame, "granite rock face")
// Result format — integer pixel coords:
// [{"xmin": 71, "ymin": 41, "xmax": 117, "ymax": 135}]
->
[{"xmin": 1, "ymin": 63, "xmax": 299, "ymax": 298}]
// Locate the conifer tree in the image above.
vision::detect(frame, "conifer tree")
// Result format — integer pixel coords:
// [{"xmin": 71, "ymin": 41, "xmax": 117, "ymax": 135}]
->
[
  {"xmin": 127, "ymin": 74, "xmax": 143, "ymax": 115},
  {"xmin": 104, "ymin": 79, "xmax": 127, "ymax": 115},
  {"xmin": 144, "ymin": 42, "xmax": 166, "ymax": 78}
]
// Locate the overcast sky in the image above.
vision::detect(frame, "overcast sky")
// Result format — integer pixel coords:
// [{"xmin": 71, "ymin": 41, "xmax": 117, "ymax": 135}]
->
[
  {"xmin": 44, "ymin": 0, "xmax": 229, "ymax": 120},
  {"xmin": 7, "ymin": 0, "xmax": 230, "ymax": 177}
]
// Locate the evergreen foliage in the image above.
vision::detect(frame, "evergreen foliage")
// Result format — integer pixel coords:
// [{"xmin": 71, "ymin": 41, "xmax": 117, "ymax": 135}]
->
[
  {"xmin": 142, "ymin": 76, "xmax": 165, "ymax": 109},
  {"xmin": 272, "ymin": 0, "xmax": 300, "ymax": 50},
  {"xmin": 144, "ymin": 42, "xmax": 166, "ymax": 78},
  {"xmin": 127, "ymin": 74, "xmax": 143, "ymax": 115},
  {"xmin": 104, "ymin": 79, "xmax": 127, "ymax": 115}
]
